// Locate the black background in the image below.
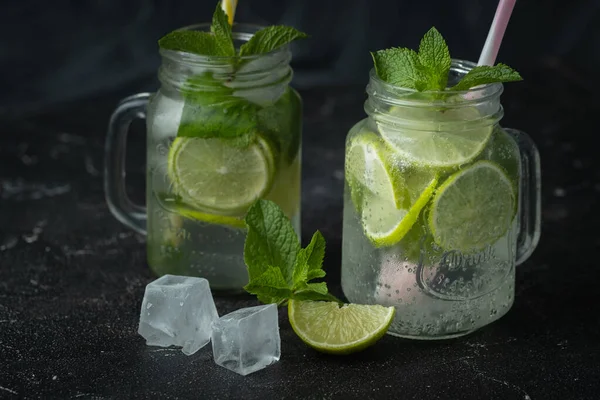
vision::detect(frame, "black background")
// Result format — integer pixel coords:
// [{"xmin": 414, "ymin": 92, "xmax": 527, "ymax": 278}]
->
[
  {"xmin": 1, "ymin": 1, "xmax": 600, "ymax": 399},
  {"xmin": 2, "ymin": 0, "xmax": 599, "ymax": 114}
]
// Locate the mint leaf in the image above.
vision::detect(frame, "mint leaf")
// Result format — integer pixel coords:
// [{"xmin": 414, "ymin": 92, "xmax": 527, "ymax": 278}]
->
[
  {"xmin": 244, "ymin": 200, "xmax": 300, "ymax": 285},
  {"xmin": 292, "ymin": 231, "xmax": 325, "ymax": 285},
  {"xmin": 417, "ymin": 27, "xmax": 451, "ymax": 90},
  {"xmin": 239, "ymin": 26, "xmax": 307, "ymax": 56},
  {"xmin": 177, "ymin": 73, "xmax": 259, "ymax": 143},
  {"xmin": 292, "ymin": 289, "xmax": 340, "ymax": 303},
  {"xmin": 304, "ymin": 231, "xmax": 326, "ymax": 281},
  {"xmin": 297, "ymin": 281, "xmax": 328, "ymax": 295},
  {"xmin": 244, "ymin": 266, "xmax": 292, "ymax": 304},
  {"xmin": 450, "ymin": 64, "xmax": 523, "ymax": 91},
  {"xmin": 371, "ymin": 48, "xmax": 428, "ymax": 90},
  {"xmin": 292, "ymin": 247, "xmax": 309, "ymax": 287},
  {"xmin": 158, "ymin": 31, "xmax": 228, "ymax": 56},
  {"xmin": 211, "ymin": 3, "xmax": 235, "ymax": 57}
]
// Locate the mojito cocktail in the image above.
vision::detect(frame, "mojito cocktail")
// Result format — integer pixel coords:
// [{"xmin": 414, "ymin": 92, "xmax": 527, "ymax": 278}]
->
[{"xmin": 341, "ymin": 30, "xmax": 541, "ymax": 338}]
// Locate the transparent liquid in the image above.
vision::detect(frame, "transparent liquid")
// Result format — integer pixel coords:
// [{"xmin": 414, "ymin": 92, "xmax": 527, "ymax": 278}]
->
[
  {"xmin": 341, "ymin": 120, "xmax": 520, "ymax": 338},
  {"xmin": 146, "ymin": 88, "xmax": 301, "ymax": 291}
]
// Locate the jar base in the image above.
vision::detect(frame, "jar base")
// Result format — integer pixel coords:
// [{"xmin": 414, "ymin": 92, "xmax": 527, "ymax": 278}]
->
[{"xmin": 387, "ymin": 329, "xmax": 477, "ymax": 340}]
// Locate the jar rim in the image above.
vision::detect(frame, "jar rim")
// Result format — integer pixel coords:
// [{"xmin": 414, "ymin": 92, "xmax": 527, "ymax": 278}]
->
[{"xmin": 159, "ymin": 23, "xmax": 290, "ymax": 65}]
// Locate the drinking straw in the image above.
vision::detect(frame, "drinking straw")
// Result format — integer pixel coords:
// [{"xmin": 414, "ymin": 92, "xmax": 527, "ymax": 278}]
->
[
  {"xmin": 221, "ymin": 0, "xmax": 239, "ymax": 25},
  {"xmin": 478, "ymin": 0, "xmax": 517, "ymax": 66}
]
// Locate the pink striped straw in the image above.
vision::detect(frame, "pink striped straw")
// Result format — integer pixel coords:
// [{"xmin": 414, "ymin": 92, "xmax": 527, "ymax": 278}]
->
[{"xmin": 478, "ymin": 0, "xmax": 517, "ymax": 66}]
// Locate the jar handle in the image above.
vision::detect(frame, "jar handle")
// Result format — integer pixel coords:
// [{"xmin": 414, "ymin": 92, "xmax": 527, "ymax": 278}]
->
[
  {"xmin": 505, "ymin": 128, "xmax": 542, "ymax": 265},
  {"xmin": 104, "ymin": 93, "xmax": 151, "ymax": 235}
]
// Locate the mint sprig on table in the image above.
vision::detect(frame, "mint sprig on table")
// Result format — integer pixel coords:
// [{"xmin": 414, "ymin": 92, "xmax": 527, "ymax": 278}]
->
[
  {"xmin": 243, "ymin": 199, "xmax": 341, "ymax": 305},
  {"xmin": 157, "ymin": 2, "xmax": 307, "ymax": 144},
  {"xmin": 371, "ymin": 27, "xmax": 522, "ymax": 91}
]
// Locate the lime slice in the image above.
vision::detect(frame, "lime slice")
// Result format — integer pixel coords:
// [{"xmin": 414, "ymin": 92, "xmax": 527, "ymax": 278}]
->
[
  {"xmin": 346, "ymin": 133, "xmax": 408, "ymax": 210},
  {"xmin": 288, "ymin": 300, "xmax": 395, "ymax": 354},
  {"xmin": 363, "ymin": 174, "xmax": 437, "ymax": 247},
  {"xmin": 176, "ymin": 207, "xmax": 245, "ymax": 228},
  {"xmin": 483, "ymin": 128, "xmax": 521, "ymax": 193},
  {"xmin": 346, "ymin": 133, "xmax": 438, "ymax": 247},
  {"xmin": 167, "ymin": 136, "xmax": 274, "ymax": 216},
  {"xmin": 378, "ymin": 107, "xmax": 493, "ymax": 169},
  {"xmin": 428, "ymin": 160, "xmax": 515, "ymax": 253},
  {"xmin": 155, "ymin": 192, "xmax": 246, "ymax": 229}
]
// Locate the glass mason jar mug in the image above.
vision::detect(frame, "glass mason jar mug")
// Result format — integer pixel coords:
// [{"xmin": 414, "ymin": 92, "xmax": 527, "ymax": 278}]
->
[
  {"xmin": 341, "ymin": 60, "xmax": 541, "ymax": 339},
  {"xmin": 105, "ymin": 24, "xmax": 302, "ymax": 291}
]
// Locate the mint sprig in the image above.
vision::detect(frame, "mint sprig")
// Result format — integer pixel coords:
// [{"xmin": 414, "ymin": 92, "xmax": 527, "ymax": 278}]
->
[
  {"xmin": 243, "ymin": 200, "xmax": 340, "ymax": 305},
  {"xmin": 158, "ymin": 2, "xmax": 307, "ymax": 58},
  {"xmin": 371, "ymin": 26, "xmax": 522, "ymax": 91}
]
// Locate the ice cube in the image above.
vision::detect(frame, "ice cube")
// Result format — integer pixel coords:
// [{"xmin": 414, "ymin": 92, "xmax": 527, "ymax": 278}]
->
[
  {"xmin": 138, "ymin": 274, "xmax": 219, "ymax": 355},
  {"xmin": 150, "ymin": 95, "xmax": 184, "ymax": 141},
  {"xmin": 211, "ymin": 304, "xmax": 280, "ymax": 376}
]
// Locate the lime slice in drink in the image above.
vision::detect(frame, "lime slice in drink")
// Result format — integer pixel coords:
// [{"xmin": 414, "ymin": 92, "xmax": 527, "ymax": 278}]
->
[
  {"xmin": 346, "ymin": 133, "xmax": 408, "ymax": 210},
  {"xmin": 378, "ymin": 107, "xmax": 493, "ymax": 169},
  {"xmin": 176, "ymin": 206, "xmax": 246, "ymax": 228},
  {"xmin": 483, "ymin": 128, "xmax": 521, "ymax": 195},
  {"xmin": 288, "ymin": 300, "xmax": 395, "ymax": 354},
  {"xmin": 428, "ymin": 160, "xmax": 515, "ymax": 253},
  {"xmin": 167, "ymin": 136, "xmax": 274, "ymax": 216},
  {"xmin": 346, "ymin": 133, "xmax": 438, "ymax": 247}
]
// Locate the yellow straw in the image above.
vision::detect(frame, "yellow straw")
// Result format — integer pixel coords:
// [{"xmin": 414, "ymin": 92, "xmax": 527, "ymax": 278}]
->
[{"xmin": 221, "ymin": 0, "xmax": 238, "ymax": 25}]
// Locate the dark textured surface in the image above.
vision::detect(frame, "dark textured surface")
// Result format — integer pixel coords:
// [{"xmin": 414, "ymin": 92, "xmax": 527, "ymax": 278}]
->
[{"xmin": 1, "ymin": 64, "xmax": 599, "ymax": 399}]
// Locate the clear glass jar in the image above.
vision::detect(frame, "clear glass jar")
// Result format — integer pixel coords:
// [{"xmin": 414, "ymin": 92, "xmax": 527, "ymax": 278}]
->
[
  {"xmin": 341, "ymin": 60, "xmax": 541, "ymax": 339},
  {"xmin": 105, "ymin": 24, "xmax": 302, "ymax": 292}
]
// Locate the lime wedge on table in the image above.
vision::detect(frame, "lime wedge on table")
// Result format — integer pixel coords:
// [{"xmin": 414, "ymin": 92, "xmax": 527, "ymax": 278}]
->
[
  {"xmin": 428, "ymin": 160, "xmax": 515, "ymax": 253},
  {"xmin": 378, "ymin": 107, "xmax": 493, "ymax": 169},
  {"xmin": 346, "ymin": 133, "xmax": 438, "ymax": 247},
  {"xmin": 288, "ymin": 300, "xmax": 395, "ymax": 354},
  {"xmin": 167, "ymin": 136, "xmax": 274, "ymax": 216}
]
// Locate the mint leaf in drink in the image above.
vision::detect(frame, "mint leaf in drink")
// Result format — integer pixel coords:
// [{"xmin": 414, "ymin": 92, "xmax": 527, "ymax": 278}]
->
[
  {"xmin": 211, "ymin": 2, "xmax": 235, "ymax": 57},
  {"xmin": 449, "ymin": 64, "xmax": 522, "ymax": 91},
  {"xmin": 371, "ymin": 27, "xmax": 522, "ymax": 92},
  {"xmin": 158, "ymin": 31, "xmax": 227, "ymax": 56},
  {"xmin": 239, "ymin": 26, "xmax": 308, "ymax": 56},
  {"xmin": 371, "ymin": 48, "xmax": 428, "ymax": 91},
  {"xmin": 257, "ymin": 88, "xmax": 302, "ymax": 163},
  {"xmin": 417, "ymin": 27, "xmax": 451, "ymax": 90},
  {"xmin": 244, "ymin": 200, "xmax": 300, "ymax": 285},
  {"xmin": 243, "ymin": 200, "xmax": 341, "ymax": 305},
  {"xmin": 178, "ymin": 73, "xmax": 259, "ymax": 143}
]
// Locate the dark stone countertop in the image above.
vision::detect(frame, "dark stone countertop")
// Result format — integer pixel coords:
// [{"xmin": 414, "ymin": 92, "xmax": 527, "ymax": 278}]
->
[{"xmin": 1, "ymin": 65, "xmax": 599, "ymax": 399}]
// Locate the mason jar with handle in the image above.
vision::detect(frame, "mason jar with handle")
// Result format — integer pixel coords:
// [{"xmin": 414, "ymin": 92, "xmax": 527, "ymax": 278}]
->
[
  {"xmin": 341, "ymin": 60, "xmax": 541, "ymax": 339},
  {"xmin": 105, "ymin": 24, "xmax": 302, "ymax": 292}
]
